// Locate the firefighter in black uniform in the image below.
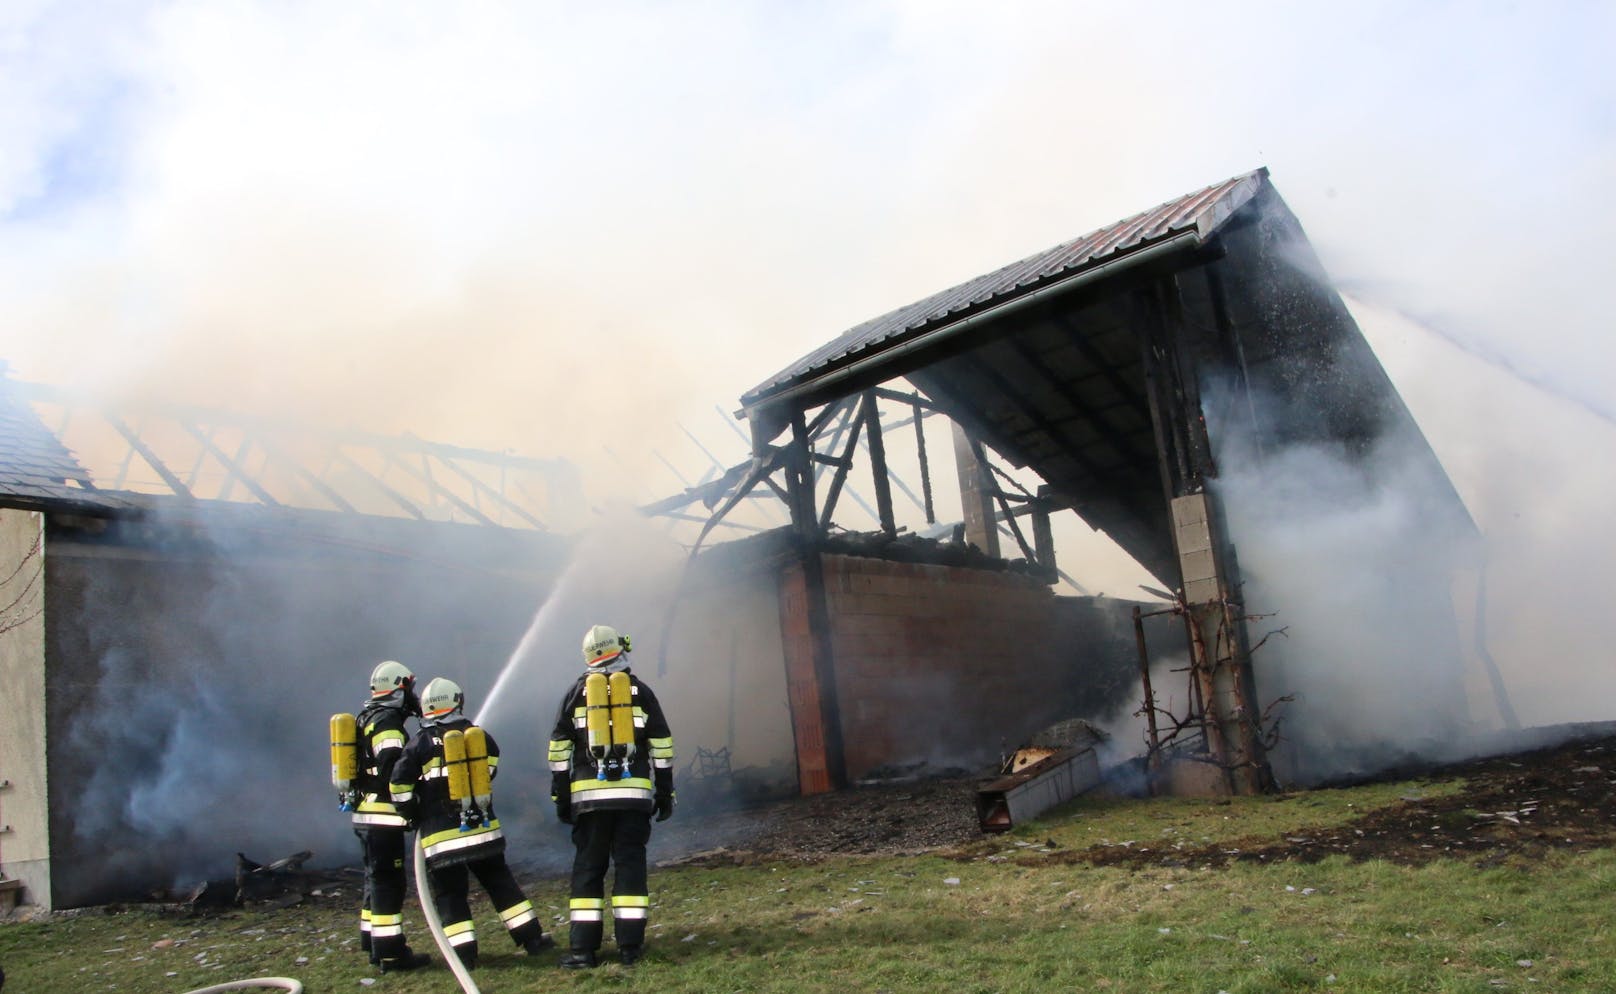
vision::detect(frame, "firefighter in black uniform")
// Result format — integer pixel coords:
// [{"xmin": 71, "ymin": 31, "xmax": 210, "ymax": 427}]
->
[
  {"xmin": 390, "ymin": 677, "xmax": 553, "ymax": 970},
  {"xmin": 352, "ymin": 660, "xmax": 431, "ymax": 972},
  {"xmin": 548, "ymin": 625, "xmax": 675, "ymax": 968}
]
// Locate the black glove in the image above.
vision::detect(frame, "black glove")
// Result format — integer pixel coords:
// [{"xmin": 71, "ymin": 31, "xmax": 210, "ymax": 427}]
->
[
  {"xmin": 654, "ymin": 790, "xmax": 674, "ymax": 822},
  {"xmin": 552, "ymin": 773, "xmax": 572, "ymax": 825}
]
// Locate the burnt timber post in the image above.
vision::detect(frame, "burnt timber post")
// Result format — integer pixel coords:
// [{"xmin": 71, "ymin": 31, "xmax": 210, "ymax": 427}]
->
[
  {"xmin": 951, "ymin": 421, "xmax": 1000, "ymax": 558},
  {"xmin": 777, "ymin": 410, "xmax": 847, "ymax": 793},
  {"xmin": 860, "ymin": 391, "xmax": 898, "ymax": 536},
  {"xmin": 1137, "ymin": 277, "xmax": 1273, "ymax": 795}
]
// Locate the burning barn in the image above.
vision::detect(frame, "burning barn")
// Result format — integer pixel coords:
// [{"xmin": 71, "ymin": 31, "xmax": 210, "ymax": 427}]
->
[
  {"xmin": 655, "ymin": 167, "xmax": 1478, "ymax": 800},
  {"xmin": 0, "ymin": 167, "xmax": 1481, "ymax": 911}
]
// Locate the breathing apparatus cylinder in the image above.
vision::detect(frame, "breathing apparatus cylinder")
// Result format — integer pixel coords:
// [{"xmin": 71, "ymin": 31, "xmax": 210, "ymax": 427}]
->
[
  {"xmin": 585, "ymin": 672, "xmax": 611, "ymax": 779},
  {"xmin": 464, "ymin": 726, "xmax": 493, "ymax": 816},
  {"xmin": 329, "ymin": 713, "xmax": 358, "ymax": 811},
  {"xmin": 608, "ymin": 671, "xmax": 636, "ymax": 763},
  {"xmin": 442, "ymin": 728, "xmax": 474, "ymax": 831}
]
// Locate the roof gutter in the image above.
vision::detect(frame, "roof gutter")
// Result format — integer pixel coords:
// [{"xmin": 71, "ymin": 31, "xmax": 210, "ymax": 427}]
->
[{"xmin": 742, "ymin": 228, "xmax": 1206, "ymax": 435}]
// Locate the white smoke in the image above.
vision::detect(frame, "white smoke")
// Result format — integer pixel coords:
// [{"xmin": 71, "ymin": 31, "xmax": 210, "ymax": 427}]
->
[
  {"xmin": 6, "ymin": 1, "xmax": 1613, "ymax": 894},
  {"xmin": 1207, "ymin": 398, "xmax": 1475, "ymax": 783}
]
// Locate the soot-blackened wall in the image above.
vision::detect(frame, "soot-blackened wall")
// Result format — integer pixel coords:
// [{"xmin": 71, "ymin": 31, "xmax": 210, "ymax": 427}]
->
[
  {"xmin": 792, "ymin": 554, "xmax": 1143, "ymax": 782},
  {"xmin": 41, "ymin": 509, "xmax": 560, "ymax": 908}
]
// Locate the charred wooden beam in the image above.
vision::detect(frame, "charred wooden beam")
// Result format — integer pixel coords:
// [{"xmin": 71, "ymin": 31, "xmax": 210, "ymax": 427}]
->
[
  {"xmin": 912, "ymin": 397, "xmax": 935, "ymax": 525},
  {"xmin": 252, "ymin": 432, "xmax": 360, "ymax": 514},
  {"xmin": 376, "ymin": 450, "xmax": 496, "ymax": 526},
  {"xmin": 103, "ymin": 413, "xmax": 194, "ymax": 499},
  {"xmin": 861, "ymin": 391, "xmax": 897, "ymax": 536},
  {"xmin": 213, "ymin": 434, "xmax": 260, "ymax": 503},
  {"xmin": 818, "ymin": 402, "xmax": 867, "ymax": 532},
  {"xmin": 951, "ymin": 423, "xmax": 1000, "ymax": 558},
  {"xmin": 330, "ymin": 448, "xmax": 426, "ymax": 519},
  {"xmin": 434, "ymin": 455, "xmax": 545, "ymax": 529}
]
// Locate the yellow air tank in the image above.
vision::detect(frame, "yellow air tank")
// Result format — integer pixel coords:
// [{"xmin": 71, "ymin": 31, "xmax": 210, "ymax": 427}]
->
[
  {"xmin": 464, "ymin": 726, "xmax": 493, "ymax": 810},
  {"xmin": 443, "ymin": 728, "xmax": 470, "ymax": 802},
  {"xmin": 608, "ymin": 671, "xmax": 636, "ymax": 759},
  {"xmin": 330, "ymin": 713, "xmax": 358, "ymax": 810},
  {"xmin": 585, "ymin": 672, "xmax": 611, "ymax": 761}
]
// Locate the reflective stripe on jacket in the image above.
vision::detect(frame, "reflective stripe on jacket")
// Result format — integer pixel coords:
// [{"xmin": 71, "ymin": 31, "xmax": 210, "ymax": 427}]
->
[
  {"xmin": 389, "ymin": 717, "xmax": 505, "ymax": 868},
  {"xmin": 547, "ymin": 668, "xmax": 674, "ymax": 816},
  {"xmin": 352, "ymin": 703, "xmax": 410, "ymax": 831}
]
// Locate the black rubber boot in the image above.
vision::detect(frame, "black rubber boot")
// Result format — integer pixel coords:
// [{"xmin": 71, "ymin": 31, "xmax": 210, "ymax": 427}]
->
[
  {"xmin": 524, "ymin": 933, "xmax": 557, "ymax": 956},
  {"xmin": 378, "ymin": 948, "xmax": 432, "ymax": 973},
  {"xmin": 558, "ymin": 949, "xmax": 598, "ymax": 969},
  {"xmin": 618, "ymin": 945, "xmax": 644, "ymax": 966}
]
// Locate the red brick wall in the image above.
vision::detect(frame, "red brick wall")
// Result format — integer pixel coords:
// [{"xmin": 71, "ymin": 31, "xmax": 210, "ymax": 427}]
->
[
  {"xmin": 819, "ymin": 554, "xmax": 1071, "ymax": 781},
  {"xmin": 777, "ymin": 561, "xmax": 834, "ymax": 793}
]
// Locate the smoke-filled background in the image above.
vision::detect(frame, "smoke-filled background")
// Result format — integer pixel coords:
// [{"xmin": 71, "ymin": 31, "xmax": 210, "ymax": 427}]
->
[{"xmin": 5, "ymin": 2, "xmax": 1615, "ymax": 889}]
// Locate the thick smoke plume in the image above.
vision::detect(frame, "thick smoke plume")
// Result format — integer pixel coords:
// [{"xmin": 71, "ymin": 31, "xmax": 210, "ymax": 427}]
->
[{"xmin": 55, "ymin": 504, "xmax": 794, "ymax": 899}]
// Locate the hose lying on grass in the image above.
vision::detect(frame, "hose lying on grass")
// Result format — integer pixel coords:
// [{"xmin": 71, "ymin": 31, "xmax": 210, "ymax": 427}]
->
[
  {"xmin": 179, "ymin": 980, "xmax": 302, "ymax": 994},
  {"xmin": 171, "ymin": 832, "xmax": 465, "ymax": 994}
]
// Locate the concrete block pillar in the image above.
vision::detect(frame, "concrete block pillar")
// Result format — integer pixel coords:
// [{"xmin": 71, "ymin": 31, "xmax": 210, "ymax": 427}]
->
[
  {"xmin": 0, "ymin": 510, "xmax": 50, "ymax": 909},
  {"xmin": 1171, "ymin": 493, "xmax": 1270, "ymax": 795}
]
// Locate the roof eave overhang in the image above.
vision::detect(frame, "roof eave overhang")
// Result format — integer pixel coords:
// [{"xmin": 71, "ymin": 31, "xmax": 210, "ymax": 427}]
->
[{"xmin": 741, "ymin": 228, "xmax": 1208, "ymax": 445}]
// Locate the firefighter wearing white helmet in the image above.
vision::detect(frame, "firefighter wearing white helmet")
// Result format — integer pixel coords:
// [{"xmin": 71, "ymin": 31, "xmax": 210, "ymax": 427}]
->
[
  {"xmin": 548, "ymin": 625, "xmax": 675, "ymax": 968},
  {"xmin": 390, "ymin": 677, "xmax": 553, "ymax": 969},
  {"xmin": 348, "ymin": 660, "xmax": 430, "ymax": 972}
]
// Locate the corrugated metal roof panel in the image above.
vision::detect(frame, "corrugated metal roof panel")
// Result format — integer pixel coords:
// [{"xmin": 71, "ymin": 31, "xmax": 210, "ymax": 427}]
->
[
  {"xmin": 742, "ymin": 169, "xmax": 1268, "ymax": 408},
  {"xmin": 0, "ymin": 382, "xmax": 128, "ymax": 512}
]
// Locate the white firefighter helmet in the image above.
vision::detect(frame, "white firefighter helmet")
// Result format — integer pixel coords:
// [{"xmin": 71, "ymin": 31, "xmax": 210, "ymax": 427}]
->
[
  {"xmin": 369, "ymin": 660, "xmax": 416, "ymax": 699},
  {"xmin": 420, "ymin": 677, "xmax": 465, "ymax": 721},
  {"xmin": 582, "ymin": 624, "xmax": 630, "ymax": 669}
]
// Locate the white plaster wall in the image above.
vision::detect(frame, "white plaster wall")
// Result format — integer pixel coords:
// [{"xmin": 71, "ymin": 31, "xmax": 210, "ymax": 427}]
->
[{"xmin": 0, "ymin": 509, "xmax": 49, "ymax": 909}]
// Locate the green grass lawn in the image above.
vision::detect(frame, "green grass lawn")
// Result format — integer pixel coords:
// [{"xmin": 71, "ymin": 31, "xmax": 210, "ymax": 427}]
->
[{"xmin": 4, "ymin": 776, "xmax": 1612, "ymax": 994}]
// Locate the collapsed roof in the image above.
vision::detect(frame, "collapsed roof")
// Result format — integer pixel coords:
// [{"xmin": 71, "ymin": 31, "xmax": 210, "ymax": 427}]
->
[
  {"xmin": 739, "ymin": 168, "xmax": 1470, "ymax": 583},
  {"xmin": 0, "ymin": 370, "xmax": 582, "ymax": 532}
]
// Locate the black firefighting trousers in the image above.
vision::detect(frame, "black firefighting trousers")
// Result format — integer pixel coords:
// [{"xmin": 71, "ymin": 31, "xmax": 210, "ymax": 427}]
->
[
  {"xmin": 427, "ymin": 853, "xmax": 543, "ymax": 966},
  {"xmin": 568, "ymin": 809, "xmax": 653, "ymax": 952},
  {"xmin": 357, "ymin": 829, "xmax": 409, "ymax": 962}
]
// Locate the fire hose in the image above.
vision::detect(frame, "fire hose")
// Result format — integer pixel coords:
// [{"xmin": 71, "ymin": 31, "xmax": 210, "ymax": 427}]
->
[
  {"xmin": 170, "ymin": 832, "xmax": 469, "ymax": 994},
  {"xmin": 178, "ymin": 981, "xmax": 302, "ymax": 994},
  {"xmin": 414, "ymin": 833, "xmax": 481, "ymax": 994}
]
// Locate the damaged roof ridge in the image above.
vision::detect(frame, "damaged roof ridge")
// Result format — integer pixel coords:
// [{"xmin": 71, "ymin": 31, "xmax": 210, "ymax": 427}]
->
[{"xmin": 741, "ymin": 167, "xmax": 1268, "ymax": 411}]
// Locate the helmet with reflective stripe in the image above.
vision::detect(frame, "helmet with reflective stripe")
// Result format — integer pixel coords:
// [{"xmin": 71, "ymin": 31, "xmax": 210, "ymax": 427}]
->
[
  {"xmin": 369, "ymin": 660, "xmax": 416, "ymax": 702},
  {"xmin": 421, "ymin": 677, "xmax": 464, "ymax": 721},
  {"xmin": 582, "ymin": 624, "xmax": 631, "ymax": 669}
]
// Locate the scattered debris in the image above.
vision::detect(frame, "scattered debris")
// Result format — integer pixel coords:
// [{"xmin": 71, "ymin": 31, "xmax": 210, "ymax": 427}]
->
[{"xmin": 179, "ymin": 849, "xmax": 341, "ymax": 910}]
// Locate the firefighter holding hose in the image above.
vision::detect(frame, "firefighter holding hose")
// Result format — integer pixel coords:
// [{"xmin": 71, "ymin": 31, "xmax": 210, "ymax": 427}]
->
[
  {"xmin": 548, "ymin": 624, "xmax": 676, "ymax": 968},
  {"xmin": 336, "ymin": 660, "xmax": 432, "ymax": 973},
  {"xmin": 389, "ymin": 677, "xmax": 553, "ymax": 970}
]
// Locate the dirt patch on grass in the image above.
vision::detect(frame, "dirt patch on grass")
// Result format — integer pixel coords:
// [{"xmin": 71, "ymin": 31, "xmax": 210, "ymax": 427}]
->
[
  {"xmin": 665, "ymin": 733, "xmax": 1616, "ymax": 871},
  {"xmin": 654, "ymin": 774, "xmax": 985, "ymax": 866},
  {"xmin": 1086, "ymin": 735, "xmax": 1616, "ymax": 871}
]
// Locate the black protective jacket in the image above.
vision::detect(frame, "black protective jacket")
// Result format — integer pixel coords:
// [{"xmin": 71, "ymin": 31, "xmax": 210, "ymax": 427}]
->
[
  {"xmin": 547, "ymin": 667, "xmax": 674, "ymax": 817},
  {"xmin": 389, "ymin": 717, "xmax": 506, "ymax": 869},
  {"xmin": 351, "ymin": 701, "xmax": 411, "ymax": 831}
]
